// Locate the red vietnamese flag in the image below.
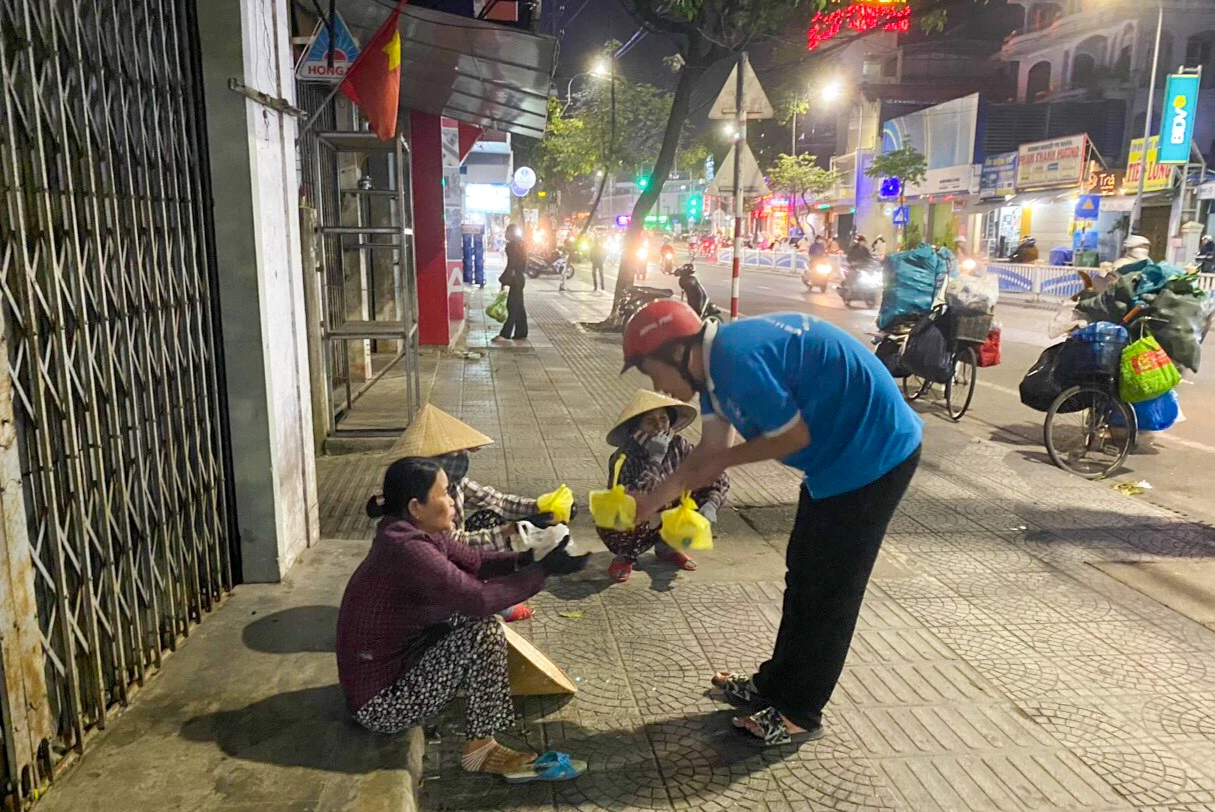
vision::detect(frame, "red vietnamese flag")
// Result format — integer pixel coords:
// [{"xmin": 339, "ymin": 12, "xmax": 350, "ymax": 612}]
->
[{"xmin": 340, "ymin": 1, "xmax": 407, "ymax": 140}]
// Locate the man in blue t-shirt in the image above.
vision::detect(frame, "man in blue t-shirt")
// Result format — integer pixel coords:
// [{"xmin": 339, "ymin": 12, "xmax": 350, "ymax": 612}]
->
[{"xmin": 622, "ymin": 301, "xmax": 922, "ymax": 747}]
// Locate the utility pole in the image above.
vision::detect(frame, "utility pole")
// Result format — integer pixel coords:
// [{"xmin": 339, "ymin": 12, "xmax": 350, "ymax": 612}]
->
[
  {"xmin": 1130, "ymin": 0, "xmax": 1164, "ymax": 234},
  {"xmin": 731, "ymin": 52, "xmax": 747, "ymax": 321}
]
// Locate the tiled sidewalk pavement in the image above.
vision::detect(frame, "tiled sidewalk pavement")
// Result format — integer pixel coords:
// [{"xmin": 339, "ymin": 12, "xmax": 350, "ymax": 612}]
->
[{"xmin": 319, "ymin": 279, "xmax": 1215, "ymax": 810}]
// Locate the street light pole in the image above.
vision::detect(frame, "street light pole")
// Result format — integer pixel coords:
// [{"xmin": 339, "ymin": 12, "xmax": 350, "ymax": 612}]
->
[
  {"xmin": 731, "ymin": 51, "xmax": 748, "ymax": 322},
  {"xmin": 1130, "ymin": 0, "xmax": 1164, "ymax": 235}
]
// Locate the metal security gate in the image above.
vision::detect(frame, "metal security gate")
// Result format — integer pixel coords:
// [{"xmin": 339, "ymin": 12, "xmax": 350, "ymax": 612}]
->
[{"xmin": 0, "ymin": 0, "xmax": 232, "ymax": 802}]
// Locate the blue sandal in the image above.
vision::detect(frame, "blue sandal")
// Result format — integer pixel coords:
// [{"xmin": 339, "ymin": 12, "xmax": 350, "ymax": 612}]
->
[{"xmin": 503, "ymin": 751, "xmax": 587, "ymax": 783}]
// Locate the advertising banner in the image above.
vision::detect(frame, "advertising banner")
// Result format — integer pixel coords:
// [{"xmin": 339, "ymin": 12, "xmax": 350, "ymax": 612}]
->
[
  {"xmin": 881, "ymin": 93, "xmax": 980, "ymax": 169},
  {"xmin": 1016, "ymin": 134, "xmax": 1088, "ymax": 189},
  {"xmin": 1159, "ymin": 73, "xmax": 1200, "ymax": 164},
  {"xmin": 979, "ymin": 151, "xmax": 1018, "ymax": 198},
  {"xmin": 1123, "ymin": 136, "xmax": 1175, "ymax": 193}
]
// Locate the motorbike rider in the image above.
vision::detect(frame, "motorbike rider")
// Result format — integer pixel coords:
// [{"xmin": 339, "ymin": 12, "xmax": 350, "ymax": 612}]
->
[
  {"xmin": 1197, "ymin": 235, "xmax": 1215, "ymax": 275},
  {"xmin": 844, "ymin": 235, "xmax": 874, "ymax": 288},
  {"xmin": 809, "ymin": 236, "xmax": 826, "ymax": 258}
]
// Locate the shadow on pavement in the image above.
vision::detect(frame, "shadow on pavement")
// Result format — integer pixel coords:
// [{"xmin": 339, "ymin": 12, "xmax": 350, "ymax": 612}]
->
[
  {"xmin": 179, "ymin": 685, "xmax": 413, "ymax": 774},
  {"xmin": 242, "ymin": 605, "xmax": 338, "ymax": 653}
]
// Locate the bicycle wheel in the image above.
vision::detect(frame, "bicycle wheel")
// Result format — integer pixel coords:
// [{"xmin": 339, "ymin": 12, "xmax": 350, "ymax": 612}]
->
[
  {"xmin": 1044, "ymin": 385, "xmax": 1135, "ymax": 479},
  {"xmin": 902, "ymin": 372, "xmax": 931, "ymax": 401},
  {"xmin": 944, "ymin": 346, "xmax": 978, "ymax": 421}
]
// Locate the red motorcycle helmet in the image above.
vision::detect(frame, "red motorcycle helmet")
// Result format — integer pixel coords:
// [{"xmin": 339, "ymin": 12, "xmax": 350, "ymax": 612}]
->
[{"xmin": 621, "ymin": 299, "xmax": 704, "ymax": 373}]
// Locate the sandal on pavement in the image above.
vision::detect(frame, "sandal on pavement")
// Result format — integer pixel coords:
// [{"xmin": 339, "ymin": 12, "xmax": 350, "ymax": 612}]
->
[
  {"xmin": 461, "ymin": 739, "xmax": 537, "ymax": 775},
  {"xmin": 655, "ymin": 543, "xmax": 698, "ymax": 571},
  {"xmin": 500, "ymin": 604, "xmax": 534, "ymax": 623},
  {"xmin": 608, "ymin": 557, "xmax": 633, "ymax": 583},
  {"xmin": 503, "ymin": 751, "xmax": 587, "ymax": 783},
  {"xmin": 710, "ymin": 671, "xmax": 768, "ymax": 707},
  {"xmin": 733, "ymin": 706, "xmax": 824, "ymax": 748}
]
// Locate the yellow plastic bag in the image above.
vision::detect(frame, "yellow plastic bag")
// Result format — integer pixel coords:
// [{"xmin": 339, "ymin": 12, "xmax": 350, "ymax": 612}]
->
[
  {"xmin": 536, "ymin": 484, "xmax": 574, "ymax": 524},
  {"xmin": 589, "ymin": 456, "xmax": 636, "ymax": 531},
  {"xmin": 659, "ymin": 491, "xmax": 713, "ymax": 551}
]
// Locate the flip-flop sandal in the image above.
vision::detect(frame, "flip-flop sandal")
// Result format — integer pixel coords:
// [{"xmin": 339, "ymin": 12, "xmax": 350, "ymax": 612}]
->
[
  {"xmin": 655, "ymin": 545, "xmax": 698, "ymax": 571},
  {"xmin": 500, "ymin": 604, "xmax": 534, "ymax": 623},
  {"xmin": 608, "ymin": 558, "xmax": 633, "ymax": 583},
  {"xmin": 733, "ymin": 706, "xmax": 824, "ymax": 748},
  {"xmin": 710, "ymin": 672, "xmax": 767, "ymax": 707},
  {"xmin": 503, "ymin": 751, "xmax": 587, "ymax": 783}
]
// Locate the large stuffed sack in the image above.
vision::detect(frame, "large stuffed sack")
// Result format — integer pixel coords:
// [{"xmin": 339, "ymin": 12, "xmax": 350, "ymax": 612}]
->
[
  {"xmin": 1139, "ymin": 287, "xmax": 1204, "ymax": 373},
  {"xmin": 878, "ymin": 245, "xmax": 952, "ymax": 331}
]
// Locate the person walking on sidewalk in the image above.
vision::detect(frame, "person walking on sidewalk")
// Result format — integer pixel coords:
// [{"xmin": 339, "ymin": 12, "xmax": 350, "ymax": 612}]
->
[
  {"xmin": 397, "ymin": 404, "xmax": 574, "ymax": 623},
  {"xmin": 338, "ymin": 457, "xmax": 588, "ymax": 782},
  {"xmin": 494, "ymin": 224, "xmax": 528, "ymax": 343},
  {"xmin": 621, "ymin": 301, "xmax": 922, "ymax": 747},
  {"xmin": 589, "ymin": 236, "xmax": 607, "ymax": 292},
  {"xmin": 597, "ymin": 390, "xmax": 730, "ymax": 583}
]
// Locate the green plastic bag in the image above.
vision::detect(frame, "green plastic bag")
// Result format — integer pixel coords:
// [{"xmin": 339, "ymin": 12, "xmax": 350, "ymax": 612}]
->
[
  {"xmin": 486, "ymin": 291, "xmax": 508, "ymax": 323},
  {"xmin": 1119, "ymin": 330, "xmax": 1181, "ymax": 404}
]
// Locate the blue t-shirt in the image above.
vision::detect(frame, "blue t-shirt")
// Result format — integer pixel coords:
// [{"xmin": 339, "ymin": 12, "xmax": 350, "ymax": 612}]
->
[{"xmin": 699, "ymin": 313, "xmax": 922, "ymax": 499}]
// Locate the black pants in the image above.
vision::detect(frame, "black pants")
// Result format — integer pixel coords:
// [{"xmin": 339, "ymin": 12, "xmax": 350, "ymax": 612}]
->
[
  {"xmin": 753, "ymin": 447, "xmax": 920, "ymax": 730},
  {"xmin": 591, "ymin": 262, "xmax": 605, "ymax": 290},
  {"xmin": 498, "ymin": 285, "xmax": 528, "ymax": 339}
]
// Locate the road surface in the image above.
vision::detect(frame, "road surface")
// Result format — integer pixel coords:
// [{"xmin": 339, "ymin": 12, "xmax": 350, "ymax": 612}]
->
[{"xmin": 587, "ymin": 255, "xmax": 1215, "ymax": 527}]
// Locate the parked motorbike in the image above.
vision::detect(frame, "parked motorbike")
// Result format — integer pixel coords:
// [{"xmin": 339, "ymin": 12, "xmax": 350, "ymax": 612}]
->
[
  {"xmin": 837, "ymin": 260, "xmax": 882, "ymax": 308},
  {"xmin": 802, "ymin": 260, "xmax": 833, "ymax": 293},
  {"xmin": 618, "ymin": 285, "xmax": 673, "ymax": 327},
  {"xmin": 526, "ymin": 248, "xmax": 574, "ymax": 280},
  {"xmin": 675, "ymin": 264, "xmax": 722, "ymax": 322},
  {"xmin": 1007, "ymin": 236, "xmax": 1038, "ymax": 264}
]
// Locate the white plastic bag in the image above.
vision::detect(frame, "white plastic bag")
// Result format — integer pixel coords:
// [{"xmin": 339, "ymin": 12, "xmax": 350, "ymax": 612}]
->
[
  {"xmin": 1048, "ymin": 302, "xmax": 1088, "ymax": 338},
  {"xmin": 514, "ymin": 521, "xmax": 580, "ymax": 559}
]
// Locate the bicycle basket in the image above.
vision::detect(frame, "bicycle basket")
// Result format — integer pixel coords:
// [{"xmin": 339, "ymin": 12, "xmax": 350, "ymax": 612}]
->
[{"xmin": 951, "ymin": 310, "xmax": 994, "ymax": 344}]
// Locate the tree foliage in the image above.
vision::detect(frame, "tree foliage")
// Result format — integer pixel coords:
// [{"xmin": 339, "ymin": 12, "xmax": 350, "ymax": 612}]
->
[
  {"xmin": 766, "ymin": 153, "xmax": 837, "ymax": 226},
  {"xmin": 865, "ymin": 146, "xmax": 928, "ymax": 191}
]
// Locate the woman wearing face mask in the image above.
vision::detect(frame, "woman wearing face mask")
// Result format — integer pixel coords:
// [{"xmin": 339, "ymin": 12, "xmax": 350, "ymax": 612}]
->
[
  {"xmin": 598, "ymin": 391, "xmax": 731, "ymax": 583},
  {"xmin": 337, "ymin": 456, "xmax": 588, "ymax": 781},
  {"xmin": 395, "ymin": 405, "xmax": 571, "ymax": 622}
]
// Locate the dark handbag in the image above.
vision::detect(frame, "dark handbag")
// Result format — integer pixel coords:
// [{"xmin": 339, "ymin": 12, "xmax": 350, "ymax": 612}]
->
[{"xmin": 902, "ymin": 315, "xmax": 952, "ymax": 384}]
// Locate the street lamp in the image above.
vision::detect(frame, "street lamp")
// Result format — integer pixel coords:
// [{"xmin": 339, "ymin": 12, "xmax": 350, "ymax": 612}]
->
[
  {"xmin": 563, "ymin": 59, "xmax": 613, "ymax": 111},
  {"xmin": 794, "ymin": 79, "xmax": 845, "ymax": 155},
  {"xmin": 1129, "ymin": 0, "xmax": 1164, "ymax": 235}
]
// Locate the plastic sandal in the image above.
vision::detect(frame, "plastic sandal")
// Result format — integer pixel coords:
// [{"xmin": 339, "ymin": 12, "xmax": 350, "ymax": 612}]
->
[
  {"xmin": 503, "ymin": 751, "xmax": 587, "ymax": 783},
  {"xmin": 655, "ymin": 543, "xmax": 698, "ymax": 571},
  {"xmin": 608, "ymin": 558, "xmax": 633, "ymax": 583},
  {"xmin": 500, "ymin": 604, "xmax": 534, "ymax": 623},
  {"xmin": 710, "ymin": 672, "xmax": 767, "ymax": 707},
  {"xmin": 733, "ymin": 706, "xmax": 824, "ymax": 748}
]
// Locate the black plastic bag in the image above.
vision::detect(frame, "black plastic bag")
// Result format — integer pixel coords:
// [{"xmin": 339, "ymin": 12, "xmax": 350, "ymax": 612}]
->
[
  {"xmin": 902, "ymin": 316, "xmax": 952, "ymax": 384},
  {"xmin": 1019, "ymin": 343, "xmax": 1083, "ymax": 413},
  {"xmin": 875, "ymin": 336, "xmax": 908, "ymax": 378}
]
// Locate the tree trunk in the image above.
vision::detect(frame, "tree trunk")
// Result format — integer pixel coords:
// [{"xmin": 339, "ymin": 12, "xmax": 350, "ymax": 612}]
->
[{"xmin": 608, "ymin": 59, "xmax": 709, "ymax": 310}]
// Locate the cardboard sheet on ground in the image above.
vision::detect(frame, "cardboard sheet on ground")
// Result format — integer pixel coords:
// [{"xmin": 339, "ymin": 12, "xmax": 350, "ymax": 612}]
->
[{"xmin": 501, "ymin": 620, "xmax": 577, "ymax": 696}]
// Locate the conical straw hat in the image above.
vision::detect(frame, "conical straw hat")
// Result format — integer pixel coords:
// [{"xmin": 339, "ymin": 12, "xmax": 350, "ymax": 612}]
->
[
  {"xmin": 394, "ymin": 404, "xmax": 494, "ymax": 458},
  {"xmin": 607, "ymin": 390, "xmax": 697, "ymax": 448}
]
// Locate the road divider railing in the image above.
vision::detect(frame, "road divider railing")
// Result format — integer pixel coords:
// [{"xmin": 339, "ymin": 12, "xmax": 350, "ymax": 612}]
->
[{"xmin": 718, "ymin": 248, "xmax": 811, "ymax": 272}]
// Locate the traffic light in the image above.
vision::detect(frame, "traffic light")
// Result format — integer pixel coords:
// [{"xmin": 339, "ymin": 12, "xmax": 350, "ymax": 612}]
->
[
  {"xmin": 685, "ymin": 193, "xmax": 702, "ymax": 221},
  {"xmin": 636, "ymin": 175, "xmax": 650, "ymax": 190}
]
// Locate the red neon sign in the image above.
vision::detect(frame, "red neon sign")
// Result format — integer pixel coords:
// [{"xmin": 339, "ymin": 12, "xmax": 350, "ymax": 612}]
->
[{"xmin": 807, "ymin": 0, "xmax": 911, "ymax": 52}]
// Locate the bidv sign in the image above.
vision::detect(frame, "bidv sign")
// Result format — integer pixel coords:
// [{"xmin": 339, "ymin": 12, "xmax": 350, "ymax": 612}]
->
[{"xmin": 1159, "ymin": 73, "xmax": 1200, "ymax": 165}]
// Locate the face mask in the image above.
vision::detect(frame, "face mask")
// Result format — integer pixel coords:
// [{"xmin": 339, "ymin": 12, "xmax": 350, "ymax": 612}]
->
[
  {"xmin": 439, "ymin": 451, "xmax": 470, "ymax": 483},
  {"xmin": 643, "ymin": 432, "xmax": 673, "ymax": 461}
]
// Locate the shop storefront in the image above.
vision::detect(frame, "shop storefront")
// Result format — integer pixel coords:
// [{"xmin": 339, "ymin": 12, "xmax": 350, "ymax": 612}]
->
[{"xmin": 1010, "ymin": 134, "xmax": 1094, "ymax": 260}]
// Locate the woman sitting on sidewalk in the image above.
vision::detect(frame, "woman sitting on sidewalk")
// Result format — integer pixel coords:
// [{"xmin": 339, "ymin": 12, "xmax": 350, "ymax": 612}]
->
[
  {"xmin": 399, "ymin": 404, "xmax": 571, "ymax": 622},
  {"xmin": 337, "ymin": 457, "xmax": 588, "ymax": 781},
  {"xmin": 597, "ymin": 390, "xmax": 730, "ymax": 583}
]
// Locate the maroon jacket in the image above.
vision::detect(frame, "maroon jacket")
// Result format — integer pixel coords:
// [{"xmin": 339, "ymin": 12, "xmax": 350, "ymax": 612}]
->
[{"xmin": 336, "ymin": 518, "xmax": 545, "ymax": 711}]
